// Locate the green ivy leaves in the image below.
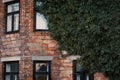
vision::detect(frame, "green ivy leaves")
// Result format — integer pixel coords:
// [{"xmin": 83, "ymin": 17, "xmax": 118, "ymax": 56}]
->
[{"xmin": 36, "ymin": 0, "xmax": 120, "ymax": 79}]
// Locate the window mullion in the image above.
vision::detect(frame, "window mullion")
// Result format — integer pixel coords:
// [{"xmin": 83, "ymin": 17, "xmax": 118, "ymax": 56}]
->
[
  {"xmin": 12, "ymin": 14, "xmax": 14, "ymax": 32},
  {"xmin": 48, "ymin": 62, "xmax": 51, "ymax": 80},
  {"xmin": 11, "ymin": 74, "xmax": 12, "ymax": 80},
  {"xmin": 36, "ymin": 72, "xmax": 49, "ymax": 74}
]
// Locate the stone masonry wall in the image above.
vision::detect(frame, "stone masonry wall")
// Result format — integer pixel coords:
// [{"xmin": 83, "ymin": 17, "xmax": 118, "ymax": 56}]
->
[{"xmin": 0, "ymin": 0, "xmax": 108, "ymax": 80}]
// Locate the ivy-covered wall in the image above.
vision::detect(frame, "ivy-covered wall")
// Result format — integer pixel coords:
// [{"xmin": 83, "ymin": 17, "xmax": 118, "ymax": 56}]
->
[{"xmin": 35, "ymin": 0, "xmax": 120, "ymax": 80}]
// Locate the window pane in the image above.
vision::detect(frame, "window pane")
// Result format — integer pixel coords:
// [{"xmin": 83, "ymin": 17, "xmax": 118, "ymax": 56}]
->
[
  {"xmin": 6, "ymin": 64, "xmax": 11, "ymax": 72},
  {"xmin": 36, "ymin": 13, "xmax": 48, "ymax": 30},
  {"xmin": 76, "ymin": 63, "xmax": 82, "ymax": 72},
  {"xmin": 36, "ymin": 63, "xmax": 49, "ymax": 72},
  {"xmin": 35, "ymin": 74, "xmax": 48, "ymax": 80},
  {"xmin": 14, "ymin": 14, "xmax": 19, "ymax": 31},
  {"xmin": 12, "ymin": 74, "xmax": 18, "ymax": 80},
  {"xmin": 86, "ymin": 75, "xmax": 89, "ymax": 80},
  {"xmin": 7, "ymin": 3, "xmax": 19, "ymax": 13},
  {"xmin": 5, "ymin": 75, "xmax": 10, "ymax": 80},
  {"xmin": 89, "ymin": 74, "xmax": 94, "ymax": 80},
  {"xmin": 7, "ymin": 15, "xmax": 12, "ymax": 32},
  {"xmin": 77, "ymin": 74, "xmax": 81, "ymax": 80},
  {"xmin": 77, "ymin": 74, "xmax": 86, "ymax": 80},
  {"xmin": 6, "ymin": 63, "xmax": 18, "ymax": 72},
  {"xmin": 11, "ymin": 63, "xmax": 18, "ymax": 72}
]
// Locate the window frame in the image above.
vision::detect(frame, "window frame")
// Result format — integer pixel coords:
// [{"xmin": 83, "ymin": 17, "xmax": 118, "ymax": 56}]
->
[
  {"xmin": 34, "ymin": 0, "xmax": 49, "ymax": 32},
  {"xmin": 5, "ymin": 0, "xmax": 20, "ymax": 34},
  {"xmin": 4, "ymin": 61, "xmax": 19, "ymax": 80},
  {"xmin": 73, "ymin": 60, "xmax": 94, "ymax": 80},
  {"xmin": 33, "ymin": 61, "xmax": 51, "ymax": 80}
]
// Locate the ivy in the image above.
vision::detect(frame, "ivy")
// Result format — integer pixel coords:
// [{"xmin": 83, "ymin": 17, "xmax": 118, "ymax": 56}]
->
[{"xmin": 35, "ymin": 0, "xmax": 120, "ymax": 80}]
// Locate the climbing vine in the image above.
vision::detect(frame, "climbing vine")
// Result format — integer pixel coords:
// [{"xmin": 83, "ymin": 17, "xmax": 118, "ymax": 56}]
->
[{"xmin": 35, "ymin": 0, "xmax": 120, "ymax": 80}]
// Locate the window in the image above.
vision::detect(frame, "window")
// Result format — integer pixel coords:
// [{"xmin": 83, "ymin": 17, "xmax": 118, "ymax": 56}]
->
[
  {"xmin": 33, "ymin": 61, "xmax": 51, "ymax": 80},
  {"xmin": 34, "ymin": 0, "xmax": 48, "ymax": 31},
  {"xmin": 6, "ymin": 1, "xmax": 20, "ymax": 33},
  {"xmin": 4, "ymin": 62, "xmax": 19, "ymax": 80},
  {"xmin": 73, "ymin": 61, "xmax": 94, "ymax": 80}
]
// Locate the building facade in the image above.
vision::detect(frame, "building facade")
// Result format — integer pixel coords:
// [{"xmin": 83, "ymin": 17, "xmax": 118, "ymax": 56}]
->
[{"xmin": 0, "ymin": 0, "xmax": 108, "ymax": 80}]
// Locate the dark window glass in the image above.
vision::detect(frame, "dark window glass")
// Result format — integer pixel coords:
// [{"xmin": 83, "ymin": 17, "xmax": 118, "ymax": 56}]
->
[
  {"xmin": 35, "ymin": 74, "xmax": 48, "ymax": 80},
  {"xmin": 73, "ymin": 61, "xmax": 94, "ymax": 80},
  {"xmin": 35, "ymin": 0, "xmax": 48, "ymax": 31},
  {"xmin": 4, "ymin": 62, "xmax": 19, "ymax": 80},
  {"xmin": 6, "ymin": 1, "xmax": 19, "ymax": 33},
  {"xmin": 34, "ymin": 61, "xmax": 51, "ymax": 80}
]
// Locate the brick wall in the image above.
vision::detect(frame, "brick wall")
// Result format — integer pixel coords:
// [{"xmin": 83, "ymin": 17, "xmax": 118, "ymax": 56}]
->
[
  {"xmin": 0, "ymin": 0, "xmax": 108, "ymax": 80},
  {"xmin": 94, "ymin": 73, "xmax": 109, "ymax": 80},
  {"xmin": 0, "ymin": 0, "xmax": 73, "ymax": 80}
]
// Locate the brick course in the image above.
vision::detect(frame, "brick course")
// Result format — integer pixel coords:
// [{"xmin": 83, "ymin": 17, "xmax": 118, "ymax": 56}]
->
[{"xmin": 0, "ymin": 0, "xmax": 108, "ymax": 80}]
